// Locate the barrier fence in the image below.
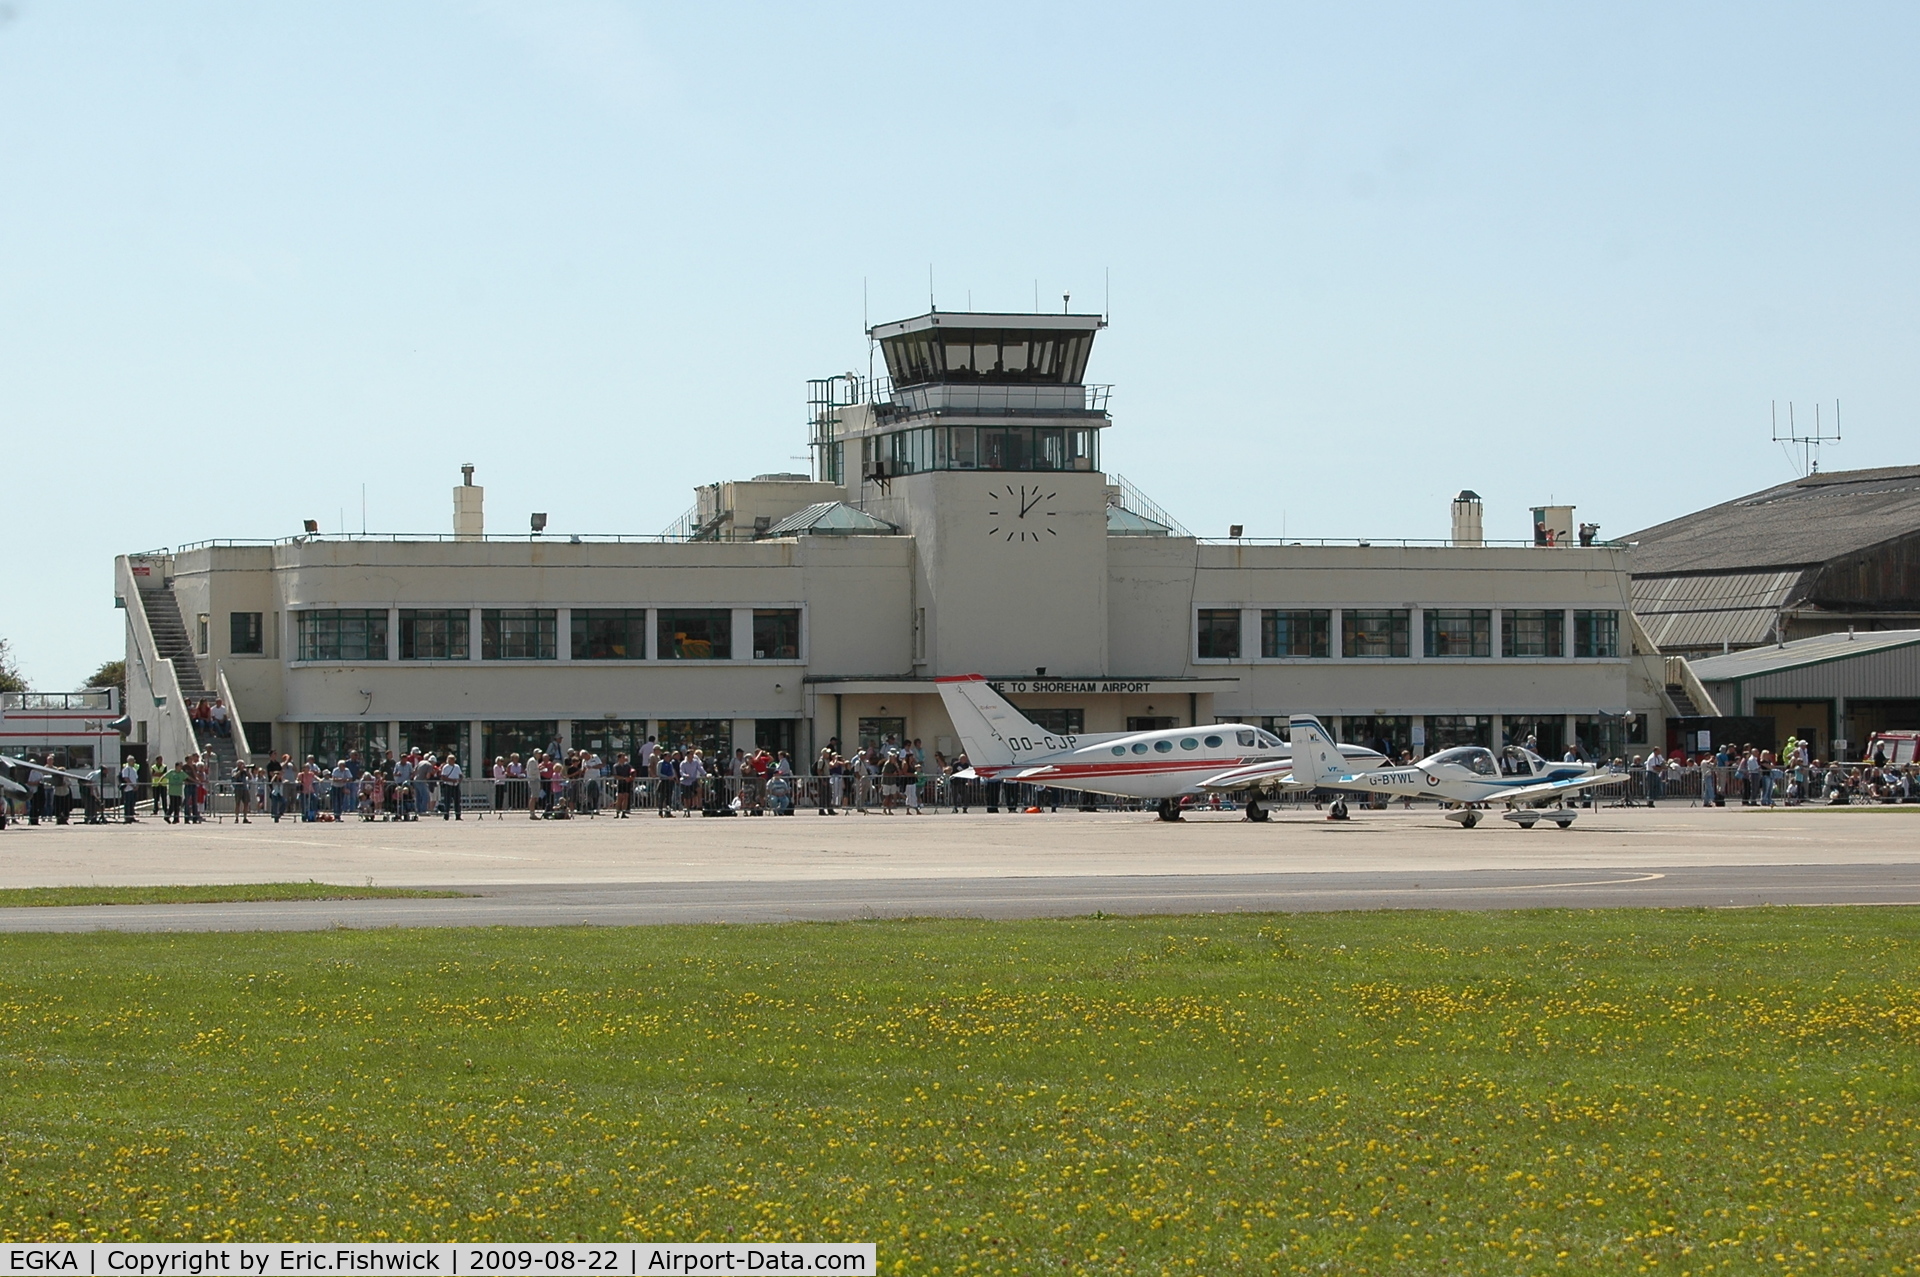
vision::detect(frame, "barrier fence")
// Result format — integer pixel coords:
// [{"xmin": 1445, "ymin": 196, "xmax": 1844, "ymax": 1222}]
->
[{"xmin": 12, "ymin": 764, "xmax": 1920, "ymax": 824}]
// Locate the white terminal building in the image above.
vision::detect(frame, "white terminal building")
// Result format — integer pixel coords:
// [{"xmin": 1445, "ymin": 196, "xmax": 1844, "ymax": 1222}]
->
[{"xmin": 117, "ymin": 309, "xmax": 1670, "ymax": 773}]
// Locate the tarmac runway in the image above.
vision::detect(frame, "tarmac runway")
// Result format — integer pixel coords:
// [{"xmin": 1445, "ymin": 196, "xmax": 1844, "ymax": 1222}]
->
[
  {"xmin": 0, "ymin": 862, "xmax": 1914, "ymax": 932},
  {"xmin": 0, "ymin": 803, "xmax": 1916, "ymax": 931}
]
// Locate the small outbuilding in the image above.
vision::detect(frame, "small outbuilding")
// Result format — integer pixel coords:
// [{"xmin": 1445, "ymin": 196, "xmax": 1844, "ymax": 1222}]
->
[{"xmin": 1686, "ymin": 628, "xmax": 1920, "ymax": 760}]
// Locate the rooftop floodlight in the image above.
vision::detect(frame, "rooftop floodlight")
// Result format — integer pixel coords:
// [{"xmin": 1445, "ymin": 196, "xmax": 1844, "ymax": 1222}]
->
[
  {"xmin": 530, "ymin": 512, "xmax": 548, "ymax": 535},
  {"xmin": 302, "ymin": 519, "xmax": 319, "ymax": 534},
  {"xmin": 1229, "ymin": 524, "xmax": 1244, "ymax": 538}
]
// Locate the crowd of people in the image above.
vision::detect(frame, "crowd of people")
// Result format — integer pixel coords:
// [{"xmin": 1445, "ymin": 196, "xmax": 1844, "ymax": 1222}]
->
[
  {"xmin": 77, "ymin": 734, "xmax": 977, "ymax": 824},
  {"xmin": 12, "ymin": 731, "xmax": 1920, "ymax": 828},
  {"xmin": 1616, "ymin": 734, "xmax": 1919, "ymax": 807}
]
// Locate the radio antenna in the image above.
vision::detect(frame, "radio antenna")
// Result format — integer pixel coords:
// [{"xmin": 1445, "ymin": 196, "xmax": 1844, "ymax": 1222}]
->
[{"xmin": 1772, "ymin": 399, "xmax": 1841, "ymax": 476}]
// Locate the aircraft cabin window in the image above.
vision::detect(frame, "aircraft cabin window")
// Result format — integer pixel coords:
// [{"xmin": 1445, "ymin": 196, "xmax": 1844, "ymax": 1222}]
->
[
  {"xmin": 1236, "ymin": 730, "xmax": 1255, "ymax": 747},
  {"xmin": 1111, "ymin": 746, "xmax": 1127, "ymax": 757},
  {"xmin": 1205, "ymin": 735, "xmax": 1224, "ymax": 748},
  {"xmin": 1255, "ymin": 729, "xmax": 1283, "ymax": 747},
  {"xmin": 1430, "ymin": 746, "xmax": 1499, "ymax": 775},
  {"xmin": 1131, "ymin": 742, "xmax": 1149, "ymax": 754},
  {"xmin": 1180, "ymin": 738, "xmax": 1199, "ymax": 750},
  {"xmin": 1154, "ymin": 739, "xmax": 1174, "ymax": 753}
]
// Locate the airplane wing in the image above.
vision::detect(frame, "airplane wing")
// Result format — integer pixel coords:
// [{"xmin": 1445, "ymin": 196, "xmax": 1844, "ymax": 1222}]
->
[
  {"xmin": 1494, "ymin": 772, "xmax": 1632, "ymax": 804},
  {"xmin": 0, "ymin": 774, "xmax": 24, "ymax": 795},
  {"xmin": 0, "ymin": 755, "xmax": 98, "ymax": 783},
  {"xmin": 1198, "ymin": 760, "xmax": 1307, "ymax": 791}
]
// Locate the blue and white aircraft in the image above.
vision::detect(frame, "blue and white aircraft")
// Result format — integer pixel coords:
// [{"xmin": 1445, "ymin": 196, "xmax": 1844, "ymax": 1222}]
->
[{"xmin": 1204, "ymin": 715, "xmax": 1624, "ymax": 828}]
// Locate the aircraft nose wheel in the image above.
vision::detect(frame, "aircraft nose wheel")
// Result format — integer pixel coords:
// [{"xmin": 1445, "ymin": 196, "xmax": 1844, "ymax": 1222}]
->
[
  {"xmin": 1156, "ymin": 798, "xmax": 1184, "ymax": 822},
  {"xmin": 1245, "ymin": 799, "xmax": 1269, "ymax": 822},
  {"xmin": 1327, "ymin": 799, "xmax": 1350, "ymax": 821}
]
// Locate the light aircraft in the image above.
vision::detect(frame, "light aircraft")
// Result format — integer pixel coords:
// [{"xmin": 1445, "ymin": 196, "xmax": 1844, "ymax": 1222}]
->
[
  {"xmin": 935, "ymin": 675, "xmax": 1385, "ymax": 820},
  {"xmin": 1222, "ymin": 715, "xmax": 1625, "ymax": 827}
]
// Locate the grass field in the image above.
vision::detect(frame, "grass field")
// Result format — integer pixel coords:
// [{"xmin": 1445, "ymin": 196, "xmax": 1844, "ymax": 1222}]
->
[
  {"xmin": 0, "ymin": 909, "xmax": 1915, "ymax": 1274},
  {"xmin": 0, "ymin": 884, "xmax": 466, "ymax": 907}
]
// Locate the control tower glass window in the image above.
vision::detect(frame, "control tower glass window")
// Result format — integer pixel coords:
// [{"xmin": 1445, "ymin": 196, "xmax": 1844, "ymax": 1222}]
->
[{"xmin": 881, "ymin": 329, "xmax": 1093, "ymax": 388}]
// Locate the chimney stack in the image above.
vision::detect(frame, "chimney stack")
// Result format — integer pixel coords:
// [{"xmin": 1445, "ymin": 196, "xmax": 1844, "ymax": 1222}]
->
[
  {"xmin": 1450, "ymin": 490, "xmax": 1483, "ymax": 547},
  {"xmin": 454, "ymin": 464, "xmax": 484, "ymax": 540}
]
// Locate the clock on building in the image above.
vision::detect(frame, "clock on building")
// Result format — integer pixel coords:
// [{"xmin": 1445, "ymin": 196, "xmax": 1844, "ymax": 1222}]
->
[{"xmin": 986, "ymin": 483, "xmax": 1059, "ymax": 543}]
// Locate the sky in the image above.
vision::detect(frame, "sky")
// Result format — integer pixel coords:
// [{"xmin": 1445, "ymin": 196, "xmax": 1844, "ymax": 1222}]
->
[{"xmin": 3, "ymin": 2, "xmax": 1917, "ymax": 689}]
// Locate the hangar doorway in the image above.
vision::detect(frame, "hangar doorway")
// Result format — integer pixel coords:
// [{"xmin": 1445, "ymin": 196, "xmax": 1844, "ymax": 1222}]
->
[{"xmin": 1751, "ymin": 700, "xmax": 1832, "ymax": 759}]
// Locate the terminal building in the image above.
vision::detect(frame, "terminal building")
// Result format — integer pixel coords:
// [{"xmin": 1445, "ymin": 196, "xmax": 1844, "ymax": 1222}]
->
[{"xmin": 118, "ymin": 309, "xmax": 1671, "ymax": 774}]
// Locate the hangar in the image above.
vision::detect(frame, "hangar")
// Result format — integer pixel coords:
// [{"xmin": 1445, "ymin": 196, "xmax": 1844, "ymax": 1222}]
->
[
  {"xmin": 1628, "ymin": 466, "xmax": 1920, "ymax": 657},
  {"xmin": 1686, "ymin": 628, "xmax": 1920, "ymax": 759}
]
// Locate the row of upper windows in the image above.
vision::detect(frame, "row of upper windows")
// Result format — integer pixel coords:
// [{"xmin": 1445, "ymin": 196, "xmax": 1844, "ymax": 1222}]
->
[
  {"xmin": 273, "ymin": 608, "xmax": 801, "ymax": 663},
  {"xmin": 1195, "ymin": 608, "xmax": 1621, "ymax": 660}
]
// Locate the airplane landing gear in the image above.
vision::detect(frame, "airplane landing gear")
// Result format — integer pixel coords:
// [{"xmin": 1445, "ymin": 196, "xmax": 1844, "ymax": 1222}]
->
[
  {"xmin": 1245, "ymin": 798, "xmax": 1269, "ymax": 822},
  {"xmin": 1156, "ymin": 798, "xmax": 1183, "ymax": 822},
  {"xmin": 1327, "ymin": 799, "xmax": 1350, "ymax": 821},
  {"xmin": 1444, "ymin": 807, "xmax": 1481, "ymax": 829}
]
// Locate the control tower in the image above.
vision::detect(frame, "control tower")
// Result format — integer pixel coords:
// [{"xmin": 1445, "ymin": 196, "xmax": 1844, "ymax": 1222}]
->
[{"xmin": 811, "ymin": 310, "xmax": 1116, "ymax": 678}]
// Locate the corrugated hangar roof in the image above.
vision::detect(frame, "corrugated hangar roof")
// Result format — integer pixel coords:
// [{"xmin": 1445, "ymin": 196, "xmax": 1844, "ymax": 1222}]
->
[
  {"xmin": 1631, "ymin": 570, "xmax": 1807, "ymax": 651},
  {"xmin": 1627, "ymin": 465, "xmax": 1920, "ymax": 575},
  {"xmin": 1687, "ymin": 628, "xmax": 1920, "ymax": 681}
]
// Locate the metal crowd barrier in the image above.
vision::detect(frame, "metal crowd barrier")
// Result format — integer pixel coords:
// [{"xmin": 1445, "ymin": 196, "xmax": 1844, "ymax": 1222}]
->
[{"xmin": 45, "ymin": 762, "xmax": 1920, "ymax": 825}]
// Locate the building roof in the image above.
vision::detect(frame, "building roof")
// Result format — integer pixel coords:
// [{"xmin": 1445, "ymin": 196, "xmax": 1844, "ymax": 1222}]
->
[
  {"xmin": 1630, "ymin": 569, "xmax": 1807, "ymax": 651},
  {"xmin": 1627, "ymin": 465, "xmax": 1920, "ymax": 575},
  {"xmin": 1105, "ymin": 505, "xmax": 1173, "ymax": 536},
  {"xmin": 1687, "ymin": 628, "xmax": 1920, "ymax": 682},
  {"xmin": 869, "ymin": 311, "xmax": 1108, "ymax": 340},
  {"xmin": 758, "ymin": 502, "xmax": 899, "ymax": 538}
]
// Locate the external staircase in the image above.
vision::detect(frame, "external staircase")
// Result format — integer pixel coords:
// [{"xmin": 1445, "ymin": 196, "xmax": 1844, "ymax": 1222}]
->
[{"xmin": 135, "ymin": 581, "xmax": 238, "ymax": 775}]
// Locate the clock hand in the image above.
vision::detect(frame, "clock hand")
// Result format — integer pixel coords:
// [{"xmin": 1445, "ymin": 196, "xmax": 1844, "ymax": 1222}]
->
[{"xmin": 1019, "ymin": 491, "xmax": 1041, "ymax": 517}]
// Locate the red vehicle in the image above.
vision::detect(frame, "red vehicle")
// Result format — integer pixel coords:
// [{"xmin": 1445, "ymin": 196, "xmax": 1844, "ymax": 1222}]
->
[{"xmin": 1863, "ymin": 732, "xmax": 1920, "ymax": 766}]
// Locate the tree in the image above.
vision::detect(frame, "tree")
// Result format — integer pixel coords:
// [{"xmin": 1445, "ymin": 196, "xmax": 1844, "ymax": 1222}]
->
[
  {"xmin": 87, "ymin": 658, "xmax": 127, "ymax": 702},
  {"xmin": 0, "ymin": 637, "xmax": 25, "ymax": 695}
]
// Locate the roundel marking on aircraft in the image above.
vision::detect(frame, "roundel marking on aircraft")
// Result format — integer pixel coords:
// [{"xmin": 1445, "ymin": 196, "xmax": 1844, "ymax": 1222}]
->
[{"xmin": 1427, "ymin": 773, "xmax": 1441, "ymax": 787}]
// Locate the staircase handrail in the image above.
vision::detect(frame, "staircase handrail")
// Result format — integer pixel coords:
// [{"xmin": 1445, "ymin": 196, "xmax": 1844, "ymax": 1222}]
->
[
  {"xmin": 214, "ymin": 662, "xmax": 254, "ymax": 763},
  {"xmin": 1665, "ymin": 655, "xmax": 1722, "ymax": 717},
  {"xmin": 115, "ymin": 554, "xmax": 199, "ymax": 766}
]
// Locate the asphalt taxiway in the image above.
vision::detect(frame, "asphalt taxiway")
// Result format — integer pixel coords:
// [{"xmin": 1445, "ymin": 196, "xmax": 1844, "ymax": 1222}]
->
[{"xmin": 0, "ymin": 805, "xmax": 1913, "ymax": 931}]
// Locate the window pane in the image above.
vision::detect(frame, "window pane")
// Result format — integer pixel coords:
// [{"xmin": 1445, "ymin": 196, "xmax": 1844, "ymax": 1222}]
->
[
  {"xmin": 1501, "ymin": 609, "xmax": 1564, "ymax": 658},
  {"xmin": 1423, "ymin": 609, "xmax": 1491, "ymax": 657},
  {"xmin": 1033, "ymin": 428, "xmax": 1067, "ymax": 470},
  {"xmin": 229, "ymin": 612, "xmax": 263, "ymax": 655},
  {"xmin": 1261, "ymin": 610, "xmax": 1330, "ymax": 657},
  {"xmin": 296, "ymin": 609, "xmax": 388, "ymax": 662},
  {"xmin": 1341, "ymin": 609, "xmax": 1410, "ymax": 657},
  {"xmin": 481, "ymin": 609, "xmax": 557, "ymax": 660},
  {"xmin": 752, "ymin": 609, "xmax": 800, "ymax": 660},
  {"xmin": 1196, "ymin": 609, "xmax": 1241, "ymax": 659},
  {"xmin": 1023, "ymin": 708, "xmax": 1084, "ymax": 735},
  {"xmin": 658, "ymin": 609, "xmax": 732, "ymax": 660},
  {"xmin": 662, "ymin": 719, "xmax": 732, "ymax": 758},
  {"xmin": 980, "ymin": 429, "xmax": 1026, "ymax": 470},
  {"xmin": 571, "ymin": 609, "xmax": 643, "ymax": 660},
  {"xmin": 399, "ymin": 609, "xmax": 469, "ymax": 660},
  {"xmin": 1574, "ymin": 610, "xmax": 1619, "ymax": 658}
]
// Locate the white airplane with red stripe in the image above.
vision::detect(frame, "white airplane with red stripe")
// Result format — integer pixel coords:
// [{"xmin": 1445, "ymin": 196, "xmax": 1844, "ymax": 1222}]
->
[{"xmin": 935, "ymin": 675, "xmax": 1385, "ymax": 821}]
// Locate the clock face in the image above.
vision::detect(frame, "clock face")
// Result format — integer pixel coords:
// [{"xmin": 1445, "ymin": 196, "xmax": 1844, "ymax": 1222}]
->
[{"xmin": 986, "ymin": 483, "xmax": 1059, "ymax": 543}]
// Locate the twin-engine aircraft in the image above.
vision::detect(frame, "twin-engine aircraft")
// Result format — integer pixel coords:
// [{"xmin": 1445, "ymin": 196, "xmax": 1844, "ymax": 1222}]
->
[
  {"xmin": 1223, "ymin": 715, "xmax": 1625, "ymax": 827},
  {"xmin": 934, "ymin": 675, "xmax": 1384, "ymax": 820}
]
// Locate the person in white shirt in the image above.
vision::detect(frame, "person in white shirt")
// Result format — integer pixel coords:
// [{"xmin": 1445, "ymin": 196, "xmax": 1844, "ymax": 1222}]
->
[
  {"xmin": 119, "ymin": 760, "xmax": 141, "ymax": 823},
  {"xmin": 439, "ymin": 756, "xmax": 464, "ymax": 819}
]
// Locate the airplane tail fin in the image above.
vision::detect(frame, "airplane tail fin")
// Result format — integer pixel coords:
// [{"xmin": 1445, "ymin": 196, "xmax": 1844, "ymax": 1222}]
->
[
  {"xmin": 1288, "ymin": 715, "xmax": 1347, "ymax": 788},
  {"xmin": 935, "ymin": 676, "xmax": 1042, "ymax": 768}
]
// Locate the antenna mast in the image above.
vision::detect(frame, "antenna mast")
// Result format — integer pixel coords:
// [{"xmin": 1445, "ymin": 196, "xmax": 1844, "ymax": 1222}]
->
[{"xmin": 1772, "ymin": 400, "xmax": 1842, "ymax": 476}]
